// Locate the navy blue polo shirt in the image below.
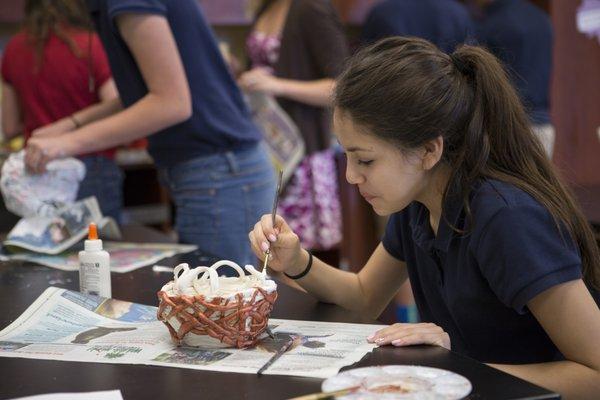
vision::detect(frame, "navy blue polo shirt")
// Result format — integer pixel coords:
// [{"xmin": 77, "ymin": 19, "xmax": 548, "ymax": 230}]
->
[
  {"xmin": 476, "ymin": 0, "xmax": 553, "ymax": 124},
  {"xmin": 361, "ymin": 0, "xmax": 475, "ymax": 53},
  {"xmin": 382, "ymin": 179, "xmax": 589, "ymax": 364},
  {"xmin": 86, "ymin": 0, "xmax": 261, "ymax": 168}
]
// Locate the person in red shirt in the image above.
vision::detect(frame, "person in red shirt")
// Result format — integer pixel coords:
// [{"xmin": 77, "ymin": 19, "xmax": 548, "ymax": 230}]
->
[{"xmin": 1, "ymin": 0, "xmax": 123, "ymax": 222}]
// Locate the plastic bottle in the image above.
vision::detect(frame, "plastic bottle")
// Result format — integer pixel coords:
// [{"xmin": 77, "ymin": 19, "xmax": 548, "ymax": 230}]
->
[{"xmin": 79, "ymin": 223, "xmax": 111, "ymax": 298}]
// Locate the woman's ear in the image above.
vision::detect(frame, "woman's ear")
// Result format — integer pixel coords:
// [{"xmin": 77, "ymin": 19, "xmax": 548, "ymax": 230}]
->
[{"xmin": 421, "ymin": 136, "xmax": 444, "ymax": 171}]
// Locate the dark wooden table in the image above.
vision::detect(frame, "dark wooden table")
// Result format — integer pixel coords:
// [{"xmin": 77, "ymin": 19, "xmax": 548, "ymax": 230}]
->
[{"xmin": 0, "ymin": 227, "xmax": 559, "ymax": 400}]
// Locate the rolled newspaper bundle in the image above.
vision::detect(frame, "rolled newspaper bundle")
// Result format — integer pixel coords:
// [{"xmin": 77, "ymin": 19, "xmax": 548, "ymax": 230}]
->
[{"xmin": 157, "ymin": 260, "xmax": 277, "ymax": 348}]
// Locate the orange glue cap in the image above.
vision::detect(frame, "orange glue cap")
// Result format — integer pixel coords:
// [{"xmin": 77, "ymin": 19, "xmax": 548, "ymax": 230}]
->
[{"xmin": 88, "ymin": 223, "xmax": 98, "ymax": 240}]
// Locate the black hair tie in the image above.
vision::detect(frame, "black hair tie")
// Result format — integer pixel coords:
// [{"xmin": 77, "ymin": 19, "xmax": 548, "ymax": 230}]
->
[{"xmin": 450, "ymin": 54, "xmax": 473, "ymax": 77}]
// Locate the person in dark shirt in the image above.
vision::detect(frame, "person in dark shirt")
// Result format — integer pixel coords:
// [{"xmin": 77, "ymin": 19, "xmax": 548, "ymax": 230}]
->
[
  {"xmin": 250, "ymin": 37, "xmax": 600, "ymax": 397},
  {"xmin": 24, "ymin": 0, "xmax": 275, "ymax": 266},
  {"xmin": 361, "ymin": 0, "xmax": 474, "ymax": 53},
  {"xmin": 475, "ymin": 0, "xmax": 554, "ymax": 156}
]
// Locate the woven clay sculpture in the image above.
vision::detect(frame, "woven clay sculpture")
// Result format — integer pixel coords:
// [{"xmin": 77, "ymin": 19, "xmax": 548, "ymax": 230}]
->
[{"xmin": 157, "ymin": 260, "xmax": 277, "ymax": 348}]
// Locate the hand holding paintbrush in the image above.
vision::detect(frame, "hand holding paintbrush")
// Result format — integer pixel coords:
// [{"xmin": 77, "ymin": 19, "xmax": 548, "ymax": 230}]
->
[{"xmin": 250, "ymin": 169, "xmax": 307, "ymax": 278}]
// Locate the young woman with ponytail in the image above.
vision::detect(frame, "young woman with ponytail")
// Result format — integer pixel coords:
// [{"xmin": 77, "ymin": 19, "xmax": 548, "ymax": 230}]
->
[{"xmin": 250, "ymin": 37, "xmax": 600, "ymax": 397}]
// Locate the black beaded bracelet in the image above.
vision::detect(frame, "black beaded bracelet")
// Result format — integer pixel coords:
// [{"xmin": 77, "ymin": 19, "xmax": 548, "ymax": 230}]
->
[{"xmin": 285, "ymin": 251, "xmax": 313, "ymax": 280}]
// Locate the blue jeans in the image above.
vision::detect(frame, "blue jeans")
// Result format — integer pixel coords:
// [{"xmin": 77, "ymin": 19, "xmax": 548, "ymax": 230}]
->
[
  {"xmin": 77, "ymin": 155, "xmax": 124, "ymax": 223},
  {"xmin": 159, "ymin": 143, "xmax": 275, "ymax": 268}
]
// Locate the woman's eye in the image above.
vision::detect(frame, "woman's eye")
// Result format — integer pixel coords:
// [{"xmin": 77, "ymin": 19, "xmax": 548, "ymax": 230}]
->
[{"xmin": 358, "ymin": 160, "xmax": 373, "ymax": 166}]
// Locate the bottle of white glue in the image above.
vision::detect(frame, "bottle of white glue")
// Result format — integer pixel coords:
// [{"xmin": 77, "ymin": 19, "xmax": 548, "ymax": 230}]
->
[{"xmin": 79, "ymin": 222, "xmax": 111, "ymax": 298}]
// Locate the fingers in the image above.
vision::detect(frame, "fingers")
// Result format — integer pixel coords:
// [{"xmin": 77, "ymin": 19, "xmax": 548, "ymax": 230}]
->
[
  {"xmin": 238, "ymin": 69, "xmax": 272, "ymax": 92},
  {"xmin": 238, "ymin": 71, "xmax": 259, "ymax": 90},
  {"xmin": 367, "ymin": 323, "xmax": 450, "ymax": 349},
  {"xmin": 249, "ymin": 214, "xmax": 292, "ymax": 244},
  {"xmin": 240, "ymin": 79, "xmax": 260, "ymax": 92},
  {"xmin": 24, "ymin": 147, "xmax": 36, "ymax": 171},
  {"xmin": 367, "ymin": 323, "xmax": 412, "ymax": 342},
  {"xmin": 388, "ymin": 331, "xmax": 450, "ymax": 348},
  {"xmin": 31, "ymin": 128, "xmax": 44, "ymax": 137},
  {"xmin": 248, "ymin": 214, "xmax": 294, "ymax": 257},
  {"xmin": 261, "ymin": 214, "xmax": 296, "ymax": 248},
  {"xmin": 273, "ymin": 214, "xmax": 286, "ymax": 234},
  {"xmin": 261, "ymin": 213, "xmax": 287, "ymax": 238},
  {"xmin": 24, "ymin": 136, "xmax": 70, "ymax": 173},
  {"xmin": 260, "ymin": 214, "xmax": 277, "ymax": 242},
  {"xmin": 24, "ymin": 145, "xmax": 46, "ymax": 174},
  {"xmin": 248, "ymin": 230, "xmax": 266, "ymax": 261},
  {"xmin": 237, "ymin": 75, "xmax": 251, "ymax": 90},
  {"xmin": 250, "ymin": 218, "xmax": 270, "ymax": 255}
]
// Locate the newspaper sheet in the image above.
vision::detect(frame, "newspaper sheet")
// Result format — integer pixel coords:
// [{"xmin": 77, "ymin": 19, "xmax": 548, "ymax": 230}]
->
[
  {"xmin": 0, "ymin": 242, "xmax": 197, "ymax": 273},
  {"xmin": 10, "ymin": 390, "xmax": 123, "ymax": 400},
  {"xmin": 3, "ymin": 197, "xmax": 121, "ymax": 255},
  {"xmin": 0, "ymin": 287, "xmax": 384, "ymax": 378}
]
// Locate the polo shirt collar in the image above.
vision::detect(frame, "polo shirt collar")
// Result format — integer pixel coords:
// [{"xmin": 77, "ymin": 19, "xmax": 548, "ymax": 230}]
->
[
  {"xmin": 434, "ymin": 185, "xmax": 464, "ymax": 253},
  {"xmin": 410, "ymin": 180, "xmax": 465, "ymax": 255},
  {"xmin": 409, "ymin": 204, "xmax": 434, "ymax": 253}
]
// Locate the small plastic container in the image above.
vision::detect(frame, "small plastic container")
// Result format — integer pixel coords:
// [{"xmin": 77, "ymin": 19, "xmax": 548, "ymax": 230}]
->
[{"xmin": 79, "ymin": 223, "xmax": 111, "ymax": 298}]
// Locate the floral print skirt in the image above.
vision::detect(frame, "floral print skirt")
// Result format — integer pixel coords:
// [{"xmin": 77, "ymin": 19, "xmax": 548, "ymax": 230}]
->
[{"xmin": 277, "ymin": 148, "xmax": 342, "ymax": 250}]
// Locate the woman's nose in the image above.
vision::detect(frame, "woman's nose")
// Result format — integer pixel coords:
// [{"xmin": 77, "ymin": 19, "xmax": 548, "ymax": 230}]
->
[{"xmin": 346, "ymin": 163, "xmax": 364, "ymax": 185}]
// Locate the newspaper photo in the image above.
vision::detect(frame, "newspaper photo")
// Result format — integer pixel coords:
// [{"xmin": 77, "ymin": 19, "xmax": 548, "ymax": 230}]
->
[
  {"xmin": 0, "ymin": 288, "xmax": 384, "ymax": 379},
  {"xmin": 3, "ymin": 197, "xmax": 120, "ymax": 255},
  {"xmin": 1, "ymin": 242, "xmax": 197, "ymax": 273}
]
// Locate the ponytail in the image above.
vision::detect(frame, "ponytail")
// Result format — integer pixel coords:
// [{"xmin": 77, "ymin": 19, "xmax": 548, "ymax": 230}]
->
[
  {"xmin": 335, "ymin": 37, "xmax": 600, "ymax": 289},
  {"xmin": 24, "ymin": 0, "xmax": 93, "ymax": 68}
]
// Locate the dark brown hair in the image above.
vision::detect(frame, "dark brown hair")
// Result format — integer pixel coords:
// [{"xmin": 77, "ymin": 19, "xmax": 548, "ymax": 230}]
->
[
  {"xmin": 24, "ymin": 0, "xmax": 92, "ymax": 67},
  {"xmin": 334, "ymin": 37, "xmax": 600, "ymax": 289}
]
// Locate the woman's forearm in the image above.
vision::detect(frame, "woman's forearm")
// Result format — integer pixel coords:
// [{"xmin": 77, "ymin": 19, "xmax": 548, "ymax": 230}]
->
[
  {"xmin": 1, "ymin": 81, "xmax": 24, "ymax": 140},
  {"xmin": 277, "ymin": 78, "xmax": 335, "ymax": 107},
  {"xmin": 290, "ymin": 250, "xmax": 373, "ymax": 314},
  {"xmin": 288, "ymin": 244, "xmax": 408, "ymax": 319},
  {"xmin": 67, "ymin": 92, "xmax": 190, "ymax": 154},
  {"xmin": 490, "ymin": 361, "xmax": 600, "ymax": 399},
  {"xmin": 73, "ymin": 97, "xmax": 123, "ymax": 127}
]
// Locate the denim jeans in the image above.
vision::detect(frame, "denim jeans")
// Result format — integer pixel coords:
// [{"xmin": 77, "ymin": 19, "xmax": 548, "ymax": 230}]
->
[
  {"xmin": 159, "ymin": 143, "xmax": 275, "ymax": 269},
  {"xmin": 76, "ymin": 155, "xmax": 124, "ymax": 223}
]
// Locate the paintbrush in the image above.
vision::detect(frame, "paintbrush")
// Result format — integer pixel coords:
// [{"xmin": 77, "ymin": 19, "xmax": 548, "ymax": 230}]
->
[
  {"xmin": 256, "ymin": 335, "xmax": 294, "ymax": 375},
  {"xmin": 286, "ymin": 386, "xmax": 361, "ymax": 400},
  {"xmin": 262, "ymin": 169, "xmax": 283, "ymax": 275}
]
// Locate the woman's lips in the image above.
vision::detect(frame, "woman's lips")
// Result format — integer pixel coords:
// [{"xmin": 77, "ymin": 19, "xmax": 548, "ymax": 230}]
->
[{"xmin": 360, "ymin": 191, "xmax": 377, "ymax": 202}]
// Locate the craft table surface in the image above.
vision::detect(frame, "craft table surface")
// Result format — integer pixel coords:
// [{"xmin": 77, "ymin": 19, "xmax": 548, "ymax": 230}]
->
[{"xmin": 0, "ymin": 226, "xmax": 559, "ymax": 400}]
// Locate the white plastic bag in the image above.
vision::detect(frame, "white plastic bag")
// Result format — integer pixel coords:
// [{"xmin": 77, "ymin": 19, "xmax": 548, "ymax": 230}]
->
[{"xmin": 0, "ymin": 150, "xmax": 86, "ymax": 218}]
